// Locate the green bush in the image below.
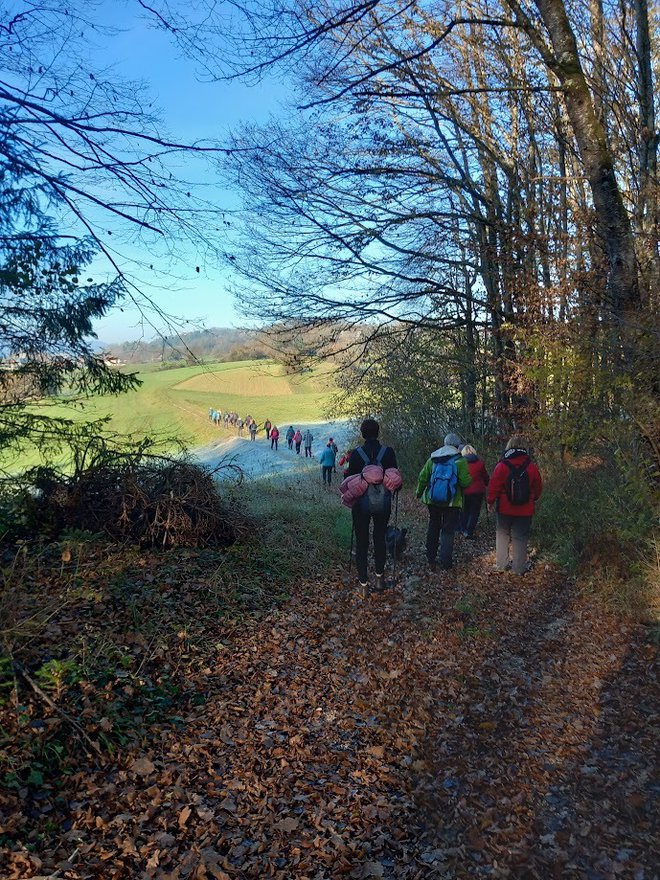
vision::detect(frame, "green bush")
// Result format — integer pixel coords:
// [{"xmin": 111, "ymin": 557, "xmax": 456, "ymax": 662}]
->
[{"xmin": 533, "ymin": 447, "xmax": 657, "ymax": 613}]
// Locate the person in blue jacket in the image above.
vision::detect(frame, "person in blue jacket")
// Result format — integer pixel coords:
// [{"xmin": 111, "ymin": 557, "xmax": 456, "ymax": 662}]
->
[{"xmin": 319, "ymin": 441, "xmax": 337, "ymax": 486}]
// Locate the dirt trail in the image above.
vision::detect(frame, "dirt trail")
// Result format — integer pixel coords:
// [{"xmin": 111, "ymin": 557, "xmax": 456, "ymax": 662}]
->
[{"xmin": 4, "ymin": 490, "xmax": 656, "ymax": 879}]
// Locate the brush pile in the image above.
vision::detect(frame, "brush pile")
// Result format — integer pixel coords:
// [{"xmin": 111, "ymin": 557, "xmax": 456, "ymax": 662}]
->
[{"xmin": 24, "ymin": 457, "xmax": 247, "ymax": 548}]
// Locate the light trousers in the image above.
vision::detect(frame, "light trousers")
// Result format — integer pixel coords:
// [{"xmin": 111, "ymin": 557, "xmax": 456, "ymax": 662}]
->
[{"xmin": 495, "ymin": 513, "xmax": 532, "ymax": 574}]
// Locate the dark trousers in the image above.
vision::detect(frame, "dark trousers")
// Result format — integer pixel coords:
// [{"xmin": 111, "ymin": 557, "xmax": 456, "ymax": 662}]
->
[
  {"xmin": 265, "ymin": 428, "xmax": 271, "ymax": 439},
  {"xmin": 271, "ymin": 438, "xmax": 278, "ymax": 450},
  {"xmin": 426, "ymin": 506, "xmax": 461, "ymax": 569},
  {"xmin": 322, "ymin": 465, "xmax": 333, "ymax": 484},
  {"xmin": 304, "ymin": 446, "xmax": 312, "ymax": 457},
  {"xmin": 295, "ymin": 442, "xmax": 301, "ymax": 454},
  {"xmin": 460, "ymin": 493, "xmax": 484, "ymax": 537},
  {"xmin": 352, "ymin": 509, "xmax": 390, "ymax": 583}
]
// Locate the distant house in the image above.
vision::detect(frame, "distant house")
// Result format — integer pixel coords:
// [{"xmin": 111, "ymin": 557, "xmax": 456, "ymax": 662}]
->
[{"xmin": 100, "ymin": 353, "xmax": 124, "ymax": 367}]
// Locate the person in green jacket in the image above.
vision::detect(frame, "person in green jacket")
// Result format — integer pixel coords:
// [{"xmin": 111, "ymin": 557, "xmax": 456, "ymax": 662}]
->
[{"xmin": 416, "ymin": 432, "xmax": 472, "ymax": 571}]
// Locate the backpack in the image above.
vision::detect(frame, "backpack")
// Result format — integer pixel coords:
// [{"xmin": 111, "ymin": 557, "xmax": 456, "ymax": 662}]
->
[
  {"xmin": 503, "ymin": 457, "xmax": 531, "ymax": 505},
  {"xmin": 429, "ymin": 455, "xmax": 459, "ymax": 504},
  {"xmin": 356, "ymin": 446, "xmax": 391, "ymax": 514}
]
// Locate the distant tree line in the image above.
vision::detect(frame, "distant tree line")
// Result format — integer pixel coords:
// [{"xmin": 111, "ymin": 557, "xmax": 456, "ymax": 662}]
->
[{"xmin": 108, "ymin": 328, "xmax": 271, "ymax": 366}]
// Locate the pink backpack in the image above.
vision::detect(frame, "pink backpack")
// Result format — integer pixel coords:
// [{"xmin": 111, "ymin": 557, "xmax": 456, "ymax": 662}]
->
[
  {"xmin": 339, "ymin": 473, "xmax": 368, "ymax": 508},
  {"xmin": 361, "ymin": 464, "xmax": 384, "ymax": 485},
  {"xmin": 383, "ymin": 467, "xmax": 403, "ymax": 492}
]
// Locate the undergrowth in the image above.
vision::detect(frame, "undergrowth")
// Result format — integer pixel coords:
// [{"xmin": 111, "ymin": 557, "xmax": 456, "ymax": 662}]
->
[
  {"xmin": 533, "ymin": 449, "xmax": 658, "ymax": 617},
  {"xmin": 0, "ymin": 471, "xmax": 346, "ymax": 813}
]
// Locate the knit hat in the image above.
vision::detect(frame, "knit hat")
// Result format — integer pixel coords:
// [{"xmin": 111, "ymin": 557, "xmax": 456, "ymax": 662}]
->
[{"xmin": 444, "ymin": 432, "xmax": 462, "ymax": 448}]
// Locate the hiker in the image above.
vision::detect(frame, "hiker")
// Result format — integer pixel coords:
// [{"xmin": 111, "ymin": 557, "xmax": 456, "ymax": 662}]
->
[
  {"xmin": 303, "ymin": 428, "xmax": 314, "ymax": 457},
  {"xmin": 459, "ymin": 444, "xmax": 490, "ymax": 538},
  {"xmin": 208, "ymin": 407, "xmax": 213, "ymax": 422},
  {"xmin": 264, "ymin": 419, "xmax": 272, "ymax": 440},
  {"xmin": 487, "ymin": 435, "xmax": 543, "ymax": 575},
  {"xmin": 329, "ymin": 437, "xmax": 339, "ymax": 473},
  {"xmin": 416, "ymin": 432, "xmax": 472, "ymax": 571},
  {"xmin": 344, "ymin": 419, "xmax": 399, "ymax": 593},
  {"xmin": 249, "ymin": 421, "xmax": 257, "ymax": 441},
  {"xmin": 270, "ymin": 425, "xmax": 280, "ymax": 450},
  {"xmin": 319, "ymin": 440, "xmax": 337, "ymax": 486},
  {"xmin": 293, "ymin": 428, "xmax": 303, "ymax": 454},
  {"xmin": 286, "ymin": 425, "xmax": 295, "ymax": 450},
  {"xmin": 338, "ymin": 448, "xmax": 353, "ymax": 477}
]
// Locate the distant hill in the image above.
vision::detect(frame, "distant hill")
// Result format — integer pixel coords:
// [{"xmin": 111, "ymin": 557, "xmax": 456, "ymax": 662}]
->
[{"xmin": 108, "ymin": 328, "xmax": 270, "ymax": 365}]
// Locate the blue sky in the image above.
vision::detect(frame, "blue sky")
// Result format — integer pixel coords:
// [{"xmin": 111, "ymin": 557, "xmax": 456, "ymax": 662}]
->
[{"xmin": 89, "ymin": 2, "xmax": 288, "ymax": 343}]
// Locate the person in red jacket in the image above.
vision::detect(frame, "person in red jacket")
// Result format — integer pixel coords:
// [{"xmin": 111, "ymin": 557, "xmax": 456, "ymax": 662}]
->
[
  {"xmin": 487, "ymin": 435, "xmax": 543, "ymax": 575},
  {"xmin": 338, "ymin": 448, "xmax": 353, "ymax": 477},
  {"xmin": 459, "ymin": 444, "xmax": 490, "ymax": 538}
]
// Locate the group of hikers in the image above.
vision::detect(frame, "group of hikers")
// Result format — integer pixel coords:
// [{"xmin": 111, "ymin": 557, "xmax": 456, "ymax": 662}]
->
[
  {"xmin": 339, "ymin": 419, "xmax": 543, "ymax": 595},
  {"xmin": 263, "ymin": 422, "xmax": 318, "ymax": 456},
  {"xmin": 205, "ymin": 407, "xmax": 346, "ymax": 469},
  {"xmin": 206, "ymin": 405, "xmax": 349, "ymax": 471},
  {"xmin": 208, "ymin": 408, "xmax": 260, "ymax": 439}
]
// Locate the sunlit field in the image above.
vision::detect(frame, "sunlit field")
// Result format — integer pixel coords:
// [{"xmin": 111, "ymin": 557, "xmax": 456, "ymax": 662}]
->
[{"xmin": 20, "ymin": 360, "xmax": 337, "ymax": 465}]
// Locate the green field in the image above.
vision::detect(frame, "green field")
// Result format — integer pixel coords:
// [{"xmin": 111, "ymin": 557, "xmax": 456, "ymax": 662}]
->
[{"xmin": 28, "ymin": 360, "xmax": 337, "ymax": 452}]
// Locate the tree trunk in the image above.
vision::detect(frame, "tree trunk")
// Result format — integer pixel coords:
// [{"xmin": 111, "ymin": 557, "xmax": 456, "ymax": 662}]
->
[
  {"xmin": 634, "ymin": 0, "xmax": 659, "ymax": 305},
  {"xmin": 531, "ymin": 0, "xmax": 640, "ymax": 315}
]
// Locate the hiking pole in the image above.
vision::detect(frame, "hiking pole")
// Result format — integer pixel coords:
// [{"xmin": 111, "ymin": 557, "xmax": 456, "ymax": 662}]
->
[
  {"xmin": 392, "ymin": 490, "xmax": 399, "ymax": 587},
  {"xmin": 348, "ymin": 520, "xmax": 355, "ymax": 574}
]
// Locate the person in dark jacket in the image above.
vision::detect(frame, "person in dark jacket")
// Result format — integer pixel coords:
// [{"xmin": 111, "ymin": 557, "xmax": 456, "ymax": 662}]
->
[
  {"xmin": 487, "ymin": 435, "xmax": 543, "ymax": 575},
  {"xmin": 459, "ymin": 444, "xmax": 490, "ymax": 538},
  {"xmin": 345, "ymin": 419, "xmax": 398, "ymax": 594}
]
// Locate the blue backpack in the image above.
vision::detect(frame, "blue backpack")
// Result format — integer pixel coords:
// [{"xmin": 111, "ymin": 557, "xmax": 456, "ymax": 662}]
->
[
  {"xmin": 429, "ymin": 455, "xmax": 459, "ymax": 504},
  {"xmin": 356, "ymin": 446, "xmax": 391, "ymax": 514}
]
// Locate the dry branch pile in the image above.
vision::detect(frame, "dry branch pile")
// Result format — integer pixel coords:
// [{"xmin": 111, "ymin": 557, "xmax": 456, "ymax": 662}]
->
[{"xmin": 28, "ymin": 459, "xmax": 247, "ymax": 548}]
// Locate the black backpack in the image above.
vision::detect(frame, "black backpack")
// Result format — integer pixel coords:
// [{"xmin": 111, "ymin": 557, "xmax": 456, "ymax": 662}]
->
[{"xmin": 503, "ymin": 457, "xmax": 531, "ymax": 505}]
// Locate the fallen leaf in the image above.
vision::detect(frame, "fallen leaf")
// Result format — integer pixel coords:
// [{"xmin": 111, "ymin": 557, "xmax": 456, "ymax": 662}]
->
[
  {"xmin": 274, "ymin": 816, "xmax": 299, "ymax": 832},
  {"xmin": 131, "ymin": 757, "xmax": 155, "ymax": 777}
]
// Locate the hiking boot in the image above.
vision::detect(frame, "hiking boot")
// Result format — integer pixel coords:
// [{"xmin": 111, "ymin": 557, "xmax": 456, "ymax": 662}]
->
[
  {"xmin": 374, "ymin": 573, "xmax": 388, "ymax": 592},
  {"xmin": 427, "ymin": 560, "xmax": 437, "ymax": 573},
  {"xmin": 358, "ymin": 580, "xmax": 369, "ymax": 596}
]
